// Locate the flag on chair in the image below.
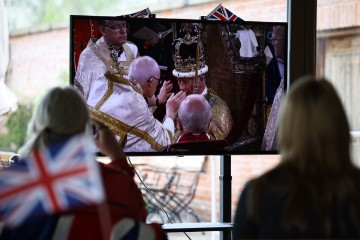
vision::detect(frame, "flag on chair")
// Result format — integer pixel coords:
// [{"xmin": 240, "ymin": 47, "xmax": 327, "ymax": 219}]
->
[
  {"xmin": 206, "ymin": 4, "xmax": 244, "ymax": 22},
  {"xmin": 123, "ymin": 8, "xmax": 152, "ymax": 18},
  {"xmin": 0, "ymin": 134, "xmax": 104, "ymax": 227}
]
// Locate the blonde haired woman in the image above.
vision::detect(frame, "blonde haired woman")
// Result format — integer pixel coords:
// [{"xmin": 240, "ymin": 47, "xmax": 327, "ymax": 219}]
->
[{"xmin": 233, "ymin": 76, "xmax": 360, "ymax": 238}]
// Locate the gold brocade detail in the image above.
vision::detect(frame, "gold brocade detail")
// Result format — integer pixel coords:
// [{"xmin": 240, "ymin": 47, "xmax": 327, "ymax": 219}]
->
[
  {"xmin": 95, "ymin": 81, "xmax": 113, "ymax": 110},
  {"xmin": 88, "ymin": 106, "xmax": 164, "ymax": 151},
  {"xmin": 104, "ymin": 72, "xmax": 142, "ymax": 95},
  {"xmin": 209, "ymin": 95, "xmax": 233, "ymax": 140},
  {"xmin": 166, "ymin": 129, "xmax": 173, "ymax": 143},
  {"xmin": 118, "ymin": 136, "xmax": 127, "ymax": 149},
  {"xmin": 93, "ymin": 38, "xmax": 136, "ymax": 76},
  {"xmin": 108, "ymin": 43, "xmax": 135, "ymax": 75},
  {"xmin": 204, "ymin": 88, "xmax": 214, "ymax": 102},
  {"xmin": 108, "ymin": 59, "xmax": 133, "ymax": 76}
]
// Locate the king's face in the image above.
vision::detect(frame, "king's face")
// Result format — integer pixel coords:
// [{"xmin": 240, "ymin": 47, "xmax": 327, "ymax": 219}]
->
[
  {"xmin": 176, "ymin": 75, "xmax": 206, "ymax": 95},
  {"xmin": 177, "ymin": 77, "xmax": 194, "ymax": 95}
]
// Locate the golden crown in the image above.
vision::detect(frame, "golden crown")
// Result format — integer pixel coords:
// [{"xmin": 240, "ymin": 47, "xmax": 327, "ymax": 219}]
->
[{"xmin": 172, "ymin": 24, "xmax": 208, "ymax": 78}]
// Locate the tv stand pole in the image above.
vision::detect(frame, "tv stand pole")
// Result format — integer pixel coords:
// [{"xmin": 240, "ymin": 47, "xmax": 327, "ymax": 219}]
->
[{"xmin": 220, "ymin": 154, "xmax": 232, "ymax": 240}]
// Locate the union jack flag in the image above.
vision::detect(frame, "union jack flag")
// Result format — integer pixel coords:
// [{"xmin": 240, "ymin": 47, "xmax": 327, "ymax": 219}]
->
[
  {"xmin": 123, "ymin": 8, "xmax": 152, "ymax": 18},
  {"xmin": 206, "ymin": 4, "xmax": 244, "ymax": 22},
  {"xmin": 0, "ymin": 134, "xmax": 104, "ymax": 227}
]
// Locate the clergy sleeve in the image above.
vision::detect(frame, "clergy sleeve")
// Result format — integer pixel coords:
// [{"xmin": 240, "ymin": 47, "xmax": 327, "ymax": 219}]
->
[{"xmin": 162, "ymin": 117, "xmax": 175, "ymax": 135}]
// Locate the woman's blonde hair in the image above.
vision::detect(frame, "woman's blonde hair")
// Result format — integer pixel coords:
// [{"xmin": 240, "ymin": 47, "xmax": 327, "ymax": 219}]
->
[
  {"xmin": 279, "ymin": 75, "xmax": 351, "ymax": 172},
  {"xmin": 248, "ymin": 76, "xmax": 360, "ymax": 235},
  {"xmin": 18, "ymin": 86, "xmax": 90, "ymax": 156}
]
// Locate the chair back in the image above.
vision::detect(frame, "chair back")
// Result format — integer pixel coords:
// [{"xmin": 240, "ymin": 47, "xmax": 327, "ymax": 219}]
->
[{"xmin": 165, "ymin": 140, "xmax": 228, "ymax": 154}]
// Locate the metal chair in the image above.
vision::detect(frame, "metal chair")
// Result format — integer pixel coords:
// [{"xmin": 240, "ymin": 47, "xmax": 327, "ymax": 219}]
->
[{"xmin": 138, "ymin": 158, "xmax": 206, "ymax": 224}]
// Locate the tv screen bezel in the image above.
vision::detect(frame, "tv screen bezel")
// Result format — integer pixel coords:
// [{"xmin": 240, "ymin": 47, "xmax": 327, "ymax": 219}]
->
[{"xmin": 70, "ymin": 15, "xmax": 287, "ymax": 156}]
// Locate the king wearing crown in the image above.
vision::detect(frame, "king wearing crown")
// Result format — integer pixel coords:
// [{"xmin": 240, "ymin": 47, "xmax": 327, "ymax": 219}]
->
[{"xmin": 172, "ymin": 24, "xmax": 233, "ymax": 142}]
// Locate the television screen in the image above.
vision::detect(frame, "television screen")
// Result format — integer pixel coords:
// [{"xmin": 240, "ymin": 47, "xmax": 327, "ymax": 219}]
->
[{"xmin": 70, "ymin": 15, "xmax": 287, "ymax": 156}]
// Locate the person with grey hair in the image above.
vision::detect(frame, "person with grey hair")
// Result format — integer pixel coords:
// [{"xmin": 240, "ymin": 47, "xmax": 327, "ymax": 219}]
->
[
  {"xmin": 163, "ymin": 94, "xmax": 228, "ymax": 152},
  {"xmin": 176, "ymin": 94, "xmax": 211, "ymax": 142},
  {"xmin": 87, "ymin": 56, "xmax": 186, "ymax": 152}
]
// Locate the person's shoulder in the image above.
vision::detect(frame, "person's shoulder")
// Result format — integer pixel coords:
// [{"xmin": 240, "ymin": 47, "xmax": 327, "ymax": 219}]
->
[
  {"xmin": 252, "ymin": 164, "xmax": 295, "ymax": 194},
  {"xmin": 207, "ymin": 88, "xmax": 218, "ymax": 96},
  {"xmin": 207, "ymin": 88, "xmax": 225, "ymax": 101},
  {"xmin": 205, "ymin": 88, "xmax": 229, "ymax": 108}
]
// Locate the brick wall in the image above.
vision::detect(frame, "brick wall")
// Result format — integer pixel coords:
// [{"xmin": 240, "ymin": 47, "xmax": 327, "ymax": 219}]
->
[
  {"xmin": 190, "ymin": 155, "xmax": 280, "ymax": 221},
  {"xmin": 7, "ymin": 28, "xmax": 70, "ymax": 104},
  {"xmin": 317, "ymin": 0, "xmax": 360, "ymax": 31},
  {"xmin": 156, "ymin": 0, "xmax": 287, "ymax": 22}
]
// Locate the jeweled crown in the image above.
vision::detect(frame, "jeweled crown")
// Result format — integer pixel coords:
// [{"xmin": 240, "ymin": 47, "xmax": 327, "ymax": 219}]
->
[{"xmin": 172, "ymin": 24, "xmax": 208, "ymax": 78}]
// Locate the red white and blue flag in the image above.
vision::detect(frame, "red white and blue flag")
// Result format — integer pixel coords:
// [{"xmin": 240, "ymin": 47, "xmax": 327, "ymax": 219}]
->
[
  {"xmin": 123, "ymin": 8, "xmax": 152, "ymax": 18},
  {"xmin": 206, "ymin": 4, "xmax": 244, "ymax": 22},
  {"xmin": 0, "ymin": 134, "xmax": 104, "ymax": 227}
]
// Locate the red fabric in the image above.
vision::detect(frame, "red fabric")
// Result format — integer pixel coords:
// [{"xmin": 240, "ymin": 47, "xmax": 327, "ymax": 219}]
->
[
  {"xmin": 73, "ymin": 19, "xmax": 102, "ymax": 75},
  {"xmin": 65, "ymin": 160, "xmax": 162, "ymax": 240},
  {"xmin": 149, "ymin": 223, "xmax": 165, "ymax": 240},
  {"xmin": 177, "ymin": 133, "xmax": 211, "ymax": 143},
  {"xmin": 166, "ymin": 133, "xmax": 228, "ymax": 153}
]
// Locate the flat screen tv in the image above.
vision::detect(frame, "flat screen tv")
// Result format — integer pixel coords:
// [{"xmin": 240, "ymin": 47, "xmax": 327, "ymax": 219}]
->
[{"xmin": 70, "ymin": 15, "xmax": 287, "ymax": 156}]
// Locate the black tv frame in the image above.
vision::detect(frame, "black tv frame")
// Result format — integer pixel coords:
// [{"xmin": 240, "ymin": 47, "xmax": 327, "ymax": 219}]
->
[{"xmin": 70, "ymin": 15, "xmax": 287, "ymax": 156}]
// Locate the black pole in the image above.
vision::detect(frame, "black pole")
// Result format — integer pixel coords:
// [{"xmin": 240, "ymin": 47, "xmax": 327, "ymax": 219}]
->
[{"xmin": 220, "ymin": 154, "xmax": 232, "ymax": 240}]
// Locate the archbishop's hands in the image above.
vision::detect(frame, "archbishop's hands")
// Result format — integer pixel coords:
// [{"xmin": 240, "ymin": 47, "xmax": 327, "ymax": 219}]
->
[
  {"xmin": 157, "ymin": 80, "xmax": 173, "ymax": 105},
  {"xmin": 165, "ymin": 91, "xmax": 186, "ymax": 120}
]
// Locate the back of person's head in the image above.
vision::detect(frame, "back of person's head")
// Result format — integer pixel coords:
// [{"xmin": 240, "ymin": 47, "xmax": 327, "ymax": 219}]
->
[
  {"xmin": 128, "ymin": 56, "xmax": 160, "ymax": 85},
  {"xmin": 178, "ymin": 94, "xmax": 211, "ymax": 133},
  {"xmin": 18, "ymin": 86, "xmax": 90, "ymax": 156},
  {"xmin": 279, "ymin": 75, "xmax": 352, "ymax": 174}
]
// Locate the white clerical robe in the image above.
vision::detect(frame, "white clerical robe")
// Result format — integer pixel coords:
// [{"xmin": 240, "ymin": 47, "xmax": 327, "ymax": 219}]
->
[
  {"xmin": 74, "ymin": 36, "xmax": 139, "ymax": 101},
  {"xmin": 87, "ymin": 72, "xmax": 174, "ymax": 152}
]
